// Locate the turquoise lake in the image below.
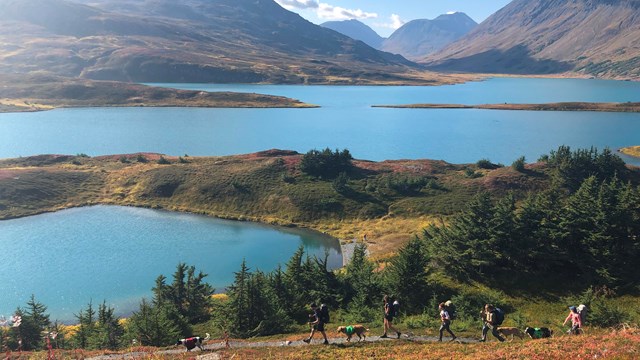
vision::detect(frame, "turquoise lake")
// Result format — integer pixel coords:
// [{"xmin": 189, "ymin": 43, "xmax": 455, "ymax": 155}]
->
[
  {"xmin": 0, "ymin": 78, "xmax": 639, "ymax": 165},
  {"xmin": 0, "ymin": 206, "xmax": 341, "ymax": 322}
]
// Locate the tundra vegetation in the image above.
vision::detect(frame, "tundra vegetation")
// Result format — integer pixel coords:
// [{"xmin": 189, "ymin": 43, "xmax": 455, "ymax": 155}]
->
[{"xmin": 1, "ymin": 146, "xmax": 639, "ymax": 358}]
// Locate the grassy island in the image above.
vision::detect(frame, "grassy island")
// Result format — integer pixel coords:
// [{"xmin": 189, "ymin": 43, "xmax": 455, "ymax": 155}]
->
[
  {"xmin": 373, "ymin": 102, "xmax": 640, "ymax": 112},
  {"xmin": 0, "ymin": 75, "xmax": 316, "ymax": 113},
  {"xmin": 619, "ymin": 145, "xmax": 640, "ymax": 158}
]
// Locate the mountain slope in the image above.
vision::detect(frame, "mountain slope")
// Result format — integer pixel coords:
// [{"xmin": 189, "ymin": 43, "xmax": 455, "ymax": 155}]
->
[
  {"xmin": 425, "ymin": 0, "xmax": 640, "ymax": 78},
  {"xmin": 321, "ymin": 19, "xmax": 385, "ymax": 49},
  {"xmin": 381, "ymin": 12, "xmax": 477, "ymax": 60},
  {"xmin": 0, "ymin": 0, "xmax": 426, "ymax": 84}
]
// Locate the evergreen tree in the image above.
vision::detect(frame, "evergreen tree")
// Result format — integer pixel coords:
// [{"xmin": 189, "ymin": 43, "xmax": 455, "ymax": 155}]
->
[
  {"xmin": 300, "ymin": 148, "xmax": 353, "ymax": 178},
  {"xmin": 72, "ymin": 301, "xmax": 95, "ymax": 349},
  {"xmin": 126, "ymin": 299, "xmax": 181, "ymax": 347},
  {"xmin": 342, "ymin": 242, "xmax": 379, "ymax": 308},
  {"xmin": 384, "ymin": 237, "xmax": 429, "ymax": 313},
  {"xmin": 489, "ymin": 193, "xmax": 517, "ymax": 270},
  {"xmin": 91, "ymin": 301, "xmax": 123, "ymax": 350},
  {"xmin": 11, "ymin": 295, "xmax": 51, "ymax": 351},
  {"xmin": 152, "ymin": 263, "xmax": 214, "ymax": 325},
  {"xmin": 226, "ymin": 260, "xmax": 251, "ymax": 336},
  {"xmin": 283, "ymin": 247, "xmax": 307, "ymax": 320}
]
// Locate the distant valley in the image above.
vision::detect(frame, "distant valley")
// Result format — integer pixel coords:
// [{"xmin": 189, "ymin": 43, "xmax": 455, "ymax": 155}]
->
[{"xmin": 322, "ymin": 13, "xmax": 478, "ymax": 61}]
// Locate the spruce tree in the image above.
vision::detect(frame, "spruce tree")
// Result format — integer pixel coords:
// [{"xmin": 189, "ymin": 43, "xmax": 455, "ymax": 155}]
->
[
  {"xmin": 127, "ymin": 299, "xmax": 181, "ymax": 347},
  {"xmin": 73, "ymin": 301, "xmax": 95, "ymax": 349},
  {"xmin": 12, "ymin": 295, "xmax": 51, "ymax": 351},
  {"xmin": 384, "ymin": 237, "xmax": 429, "ymax": 313}
]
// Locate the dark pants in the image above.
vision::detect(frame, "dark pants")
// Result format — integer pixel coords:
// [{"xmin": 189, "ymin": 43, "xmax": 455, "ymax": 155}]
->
[
  {"xmin": 439, "ymin": 320, "xmax": 455, "ymax": 340},
  {"xmin": 482, "ymin": 323, "xmax": 505, "ymax": 342}
]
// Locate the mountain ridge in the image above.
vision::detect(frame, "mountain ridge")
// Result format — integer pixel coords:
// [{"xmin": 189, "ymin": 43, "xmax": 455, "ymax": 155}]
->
[
  {"xmin": 425, "ymin": 0, "xmax": 640, "ymax": 78},
  {"xmin": 0, "ymin": 0, "xmax": 436, "ymax": 84},
  {"xmin": 381, "ymin": 12, "xmax": 477, "ymax": 60},
  {"xmin": 320, "ymin": 19, "xmax": 385, "ymax": 49}
]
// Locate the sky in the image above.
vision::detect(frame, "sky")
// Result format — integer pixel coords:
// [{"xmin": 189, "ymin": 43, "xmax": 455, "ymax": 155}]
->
[{"xmin": 275, "ymin": 0, "xmax": 513, "ymax": 37}]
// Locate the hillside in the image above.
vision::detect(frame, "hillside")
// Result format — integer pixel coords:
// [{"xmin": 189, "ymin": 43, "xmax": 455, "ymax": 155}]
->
[
  {"xmin": 382, "ymin": 13, "xmax": 477, "ymax": 60},
  {"xmin": 321, "ymin": 19, "xmax": 385, "ymax": 49},
  {"xmin": 0, "ymin": 150, "xmax": 557, "ymax": 256},
  {"xmin": 425, "ymin": 0, "xmax": 640, "ymax": 79},
  {"xmin": 0, "ymin": 0, "xmax": 449, "ymax": 84}
]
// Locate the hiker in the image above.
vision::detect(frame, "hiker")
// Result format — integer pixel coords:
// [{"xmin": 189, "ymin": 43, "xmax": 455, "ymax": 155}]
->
[
  {"xmin": 303, "ymin": 303, "xmax": 329, "ymax": 345},
  {"xmin": 438, "ymin": 302, "xmax": 457, "ymax": 342},
  {"xmin": 479, "ymin": 304, "xmax": 505, "ymax": 342},
  {"xmin": 563, "ymin": 306, "xmax": 583, "ymax": 335},
  {"xmin": 381, "ymin": 295, "xmax": 401, "ymax": 339}
]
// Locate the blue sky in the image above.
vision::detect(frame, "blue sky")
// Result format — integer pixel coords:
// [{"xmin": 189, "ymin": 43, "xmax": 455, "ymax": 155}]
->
[{"xmin": 275, "ymin": 0, "xmax": 512, "ymax": 37}]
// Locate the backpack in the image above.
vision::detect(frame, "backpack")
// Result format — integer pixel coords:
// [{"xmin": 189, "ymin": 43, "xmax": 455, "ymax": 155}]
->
[
  {"xmin": 319, "ymin": 304, "xmax": 330, "ymax": 323},
  {"xmin": 493, "ymin": 308, "xmax": 505, "ymax": 326},
  {"xmin": 392, "ymin": 300, "xmax": 400, "ymax": 317},
  {"xmin": 445, "ymin": 301, "xmax": 457, "ymax": 321},
  {"xmin": 577, "ymin": 304, "xmax": 587, "ymax": 324}
]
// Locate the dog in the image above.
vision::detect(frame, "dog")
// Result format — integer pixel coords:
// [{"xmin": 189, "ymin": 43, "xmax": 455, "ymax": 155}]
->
[
  {"xmin": 336, "ymin": 325, "xmax": 368, "ymax": 342},
  {"xmin": 497, "ymin": 327, "xmax": 525, "ymax": 341},
  {"xmin": 176, "ymin": 333, "xmax": 210, "ymax": 351},
  {"xmin": 524, "ymin": 327, "xmax": 553, "ymax": 339}
]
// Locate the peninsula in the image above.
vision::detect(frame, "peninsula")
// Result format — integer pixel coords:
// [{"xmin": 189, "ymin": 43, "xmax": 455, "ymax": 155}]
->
[{"xmin": 0, "ymin": 75, "xmax": 315, "ymax": 113}]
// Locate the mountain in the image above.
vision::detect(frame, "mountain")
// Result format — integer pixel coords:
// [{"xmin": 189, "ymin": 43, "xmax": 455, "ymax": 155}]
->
[
  {"xmin": 0, "ymin": 0, "xmax": 422, "ymax": 84},
  {"xmin": 425, "ymin": 0, "xmax": 640, "ymax": 78},
  {"xmin": 381, "ymin": 12, "xmax": 477, "ymax": 61},
  {"xmin": 321, "ymin": 19, "xmax": 384, "ymax": 49}
]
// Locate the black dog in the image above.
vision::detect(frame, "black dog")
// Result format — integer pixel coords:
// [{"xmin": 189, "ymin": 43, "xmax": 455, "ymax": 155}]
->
[
  {"xmin": 176, "ymin": 333, "xmax": 210, "ymax": 351},
  {"xmin": 524, "ymin": 327, "xmax": 553, "ymax": 339}
]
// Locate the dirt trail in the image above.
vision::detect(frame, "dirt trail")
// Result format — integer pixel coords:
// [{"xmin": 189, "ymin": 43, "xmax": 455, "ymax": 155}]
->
[{"xmin": 87, "ymin": 334, "xmax": 477, "ymax": 359}]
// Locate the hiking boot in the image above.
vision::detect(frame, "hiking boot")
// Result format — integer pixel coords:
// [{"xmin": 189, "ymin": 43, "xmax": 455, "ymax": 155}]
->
[
  {"xmin": 380, "ymin": 334, "xmax": 389, "ymax": 338},
  {"xmin": 302, "ymin": 338, "xmax": 310, "ymax": 344},
  {"xmin": 450, "ymin": 337, "xmax": 457, "ymax": 342},
  {"xmin": 397, "ymin": 332, "xmax": 401, "ymax": 339},
  {"xmin": 478, "ymin": 339, "xmax": 485, "ymax": 342},
  {"xmin": 323, "ymin": 340, "xmax": 329, "ymax": 345}
]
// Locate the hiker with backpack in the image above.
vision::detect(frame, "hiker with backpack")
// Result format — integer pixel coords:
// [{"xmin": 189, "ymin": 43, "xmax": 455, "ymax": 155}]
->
[
  {"xmin": 563, "ymin": 306, "xmax": 583, "ymax": 335},
  {"xmin": 381, "ymin": 295, "xmax": 401, "ymax": 339},
  {"xmin": 303, "ymin": 303, "xmax": 329, "ymax": 345},
  {"xmin": 438, "ymin": 302, "xmax": 457, "ymax": 342},
  {"xmin": 479, "ymin": 304, "xmax": 505, "ymax": 342}
]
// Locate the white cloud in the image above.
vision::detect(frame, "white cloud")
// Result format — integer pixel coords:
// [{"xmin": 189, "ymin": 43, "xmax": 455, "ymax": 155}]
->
[
  {"xmin": 275, "ymin": 0, "xmax": 377, "ymax": 20},
  {"xmin": 377, "ymin": 14, "xmax": 405, "ymax": 30},
  {"xmin": 317, "ymin": 3, "xmax": 377, "ymax": 20},
  {"xmin": 275, "ymin": 0, "xmax": 319, "ymax": 10}
]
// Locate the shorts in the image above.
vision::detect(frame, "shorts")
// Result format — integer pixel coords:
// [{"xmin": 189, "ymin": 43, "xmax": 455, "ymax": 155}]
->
[
  {"xmin": 385, "ymin": 314, "xmax": 394, "ymax": 322},
  {"xmin": 314, "ymin": 322, "xmax": 326, "ymax": 332}
]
